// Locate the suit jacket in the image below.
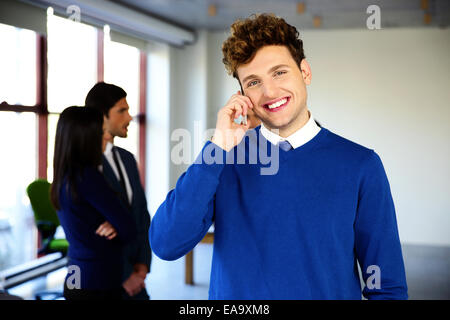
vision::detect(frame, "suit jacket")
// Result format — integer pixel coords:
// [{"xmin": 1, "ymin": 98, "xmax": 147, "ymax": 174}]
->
[
  {"xmin": 102, "ymin": 146, "xmax": 152, "ymax": 294},
  {"xmin": 57, "ymin": 167, "xmax": 137, "ymax": 290}
]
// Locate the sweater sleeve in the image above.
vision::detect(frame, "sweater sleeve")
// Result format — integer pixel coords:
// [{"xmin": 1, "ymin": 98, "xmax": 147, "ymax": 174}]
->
[
  {"xmin": 78, "ymin": 167, "xmax": 137, "ymax": 244},
  {"xmin": 354, "ymin": 151, "xmax": 408, "ymax": 300},
  {"xmin": 150, "ymin": 141, "xmax": 226, "ymax": 261}
]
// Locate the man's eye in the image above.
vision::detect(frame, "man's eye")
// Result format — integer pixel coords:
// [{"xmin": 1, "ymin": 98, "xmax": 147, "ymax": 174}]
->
[
  {"xmin": 275, "ymin": 70, "xmax": 287, "ymax": 77},
  {"xmin": 247, "ymin": 80, "xmax": 259, "ymax": 87}
]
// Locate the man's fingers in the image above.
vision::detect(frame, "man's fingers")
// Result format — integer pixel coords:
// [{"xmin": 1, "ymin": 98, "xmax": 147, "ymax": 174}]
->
[
  {"xmin": 240, "ymin": 95, "xmax": 254, "ymax": 110},
  {"xmin": 96, "ymin": 221, "xmax": 109, "ymax": 234},
  {"xmin": 233, "ymin": 93, "xmax": 254, "ymax": 110},
  {"xmin": 103, "ymin": 228, "xmax": 116, "ymax": 238},
  {"xmin": 96, "ymin": 227, "xmax": 106, "ymax": 236},
  {"xmin": 123, "ymin": 274, "xmax": 145, "ymax": 297},
  {"xmin": 95, "ymin": 225, "xmax": 103, "ymax": 234},
  {"xmin": 107, "ymin": 232, "xmax": 117, "ymax": 240},
  {"xmin": 232, "ymin": 99, "xmax": 253, "ymax": 119},
  {"xmin": 241, "ymin": 102, "xmax": 248, "ymax": 117},
  {"xmin": 125, "ymin": 287, "xmax": 134, "ymax": 296},
  {"xmin": 229, "ymin": 99, "xmax": 249, "ymax": 119},
  {"xmin": 224, "ymin": 94, "xmax": 253, "ymax": 121},
  {"xmin": 104, "ymin": 230, "xmax": 113, "ymax": 238},
  {"xmin": 96, "ymin": 222, "xmax": 117, "ymax": 238},
  {"xmin": 223, "ymin": 102, "xmax": 242, "ymax": 119},
  {"xmin": 99, "ymin": 228, "xmax": 109, "ymax": 237},
  {"xmin": 233, "ymin": 103, "xmax": 243, "ymax": 119}
]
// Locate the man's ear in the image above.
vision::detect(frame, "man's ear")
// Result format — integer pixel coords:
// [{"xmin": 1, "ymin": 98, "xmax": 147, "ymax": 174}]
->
[{"xmin": 300, "ymin": 59, "xmax": 312, "ymax": 85}]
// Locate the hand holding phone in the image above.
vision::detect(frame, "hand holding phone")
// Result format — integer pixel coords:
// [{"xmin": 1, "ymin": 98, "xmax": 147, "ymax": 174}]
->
[{"xmin": 211, "ymin": 91, "xmax": 254, "ymax": 151}]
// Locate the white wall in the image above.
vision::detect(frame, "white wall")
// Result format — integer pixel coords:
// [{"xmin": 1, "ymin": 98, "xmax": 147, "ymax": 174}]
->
[
  {"xmin": 206, "ymin": 31, "xmax": 241, "ymax": 129},
  {"xmin": 169, "ymin": 30, "xmax": 209, "ymax": 188},
  {"xmin": 300, "ymin": 28, "xmax": 450, "ymax": 247},
  {"xmin": 146, "ymin": 42, "xmax": 171, "ymax": 217},
  {"xmin": 170, "ymin": 27, "xmax": 450, "ymax": 246}
]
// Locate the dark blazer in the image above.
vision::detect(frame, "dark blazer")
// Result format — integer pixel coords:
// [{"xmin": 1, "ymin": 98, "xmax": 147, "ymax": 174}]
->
[
  {"xmin": 57, "ymin": 167, "xmax": 137, "ymax": 291},
  {"xmin": 102, "ymin": 146, "xmax": 152, "ymax": 299}
]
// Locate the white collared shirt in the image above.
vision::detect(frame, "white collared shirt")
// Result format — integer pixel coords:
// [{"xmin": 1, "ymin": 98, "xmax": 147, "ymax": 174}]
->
[
  {"xmin": 260, "ymin": 110, "xmax": 321, "ymax": 149},
  {"xmin": 102, "ymin": 141, "xmax": 133, "ymax": 204}
]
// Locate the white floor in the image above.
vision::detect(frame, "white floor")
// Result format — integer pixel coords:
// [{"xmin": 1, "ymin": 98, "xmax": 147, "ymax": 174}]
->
[{"xmin": 147, "ymin": 244, "xmax": 213, "ymax": 300}]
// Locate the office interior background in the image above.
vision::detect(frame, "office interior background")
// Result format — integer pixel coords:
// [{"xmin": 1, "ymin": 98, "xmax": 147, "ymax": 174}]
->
[{"xmin": 0, "ymin": 0, "xmax": 449, "ymax": 300}]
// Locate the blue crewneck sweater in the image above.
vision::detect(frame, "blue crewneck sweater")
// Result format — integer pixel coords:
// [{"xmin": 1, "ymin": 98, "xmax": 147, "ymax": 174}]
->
[{"xmin": 150, "ymin": 126, "xmax": 408, "ymax": 299}]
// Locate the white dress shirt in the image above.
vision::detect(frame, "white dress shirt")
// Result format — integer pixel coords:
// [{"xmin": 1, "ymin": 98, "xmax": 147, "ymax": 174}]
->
[
  {"xmin": 102, "ymin": 141, "xmax": 133, "ymax": 204},
  {"xmin": 260, "ymin": 110, "xmax": 321, "ymax": 149}
]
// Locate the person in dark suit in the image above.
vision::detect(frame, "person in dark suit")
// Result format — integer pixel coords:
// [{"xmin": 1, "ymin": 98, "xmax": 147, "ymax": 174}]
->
[
  {"xmin": 85, "ymin": 82, "xmax": 151, "ymax": 300},
  {"xmin": 51, "ymin": 106, "xmax": 137, "ymax": 300}
]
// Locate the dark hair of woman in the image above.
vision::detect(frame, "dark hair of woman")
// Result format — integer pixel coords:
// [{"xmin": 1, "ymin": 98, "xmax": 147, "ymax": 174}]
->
[{"xmin": 51, "ymin": 106, "xmax": 104, "ymax": 209}]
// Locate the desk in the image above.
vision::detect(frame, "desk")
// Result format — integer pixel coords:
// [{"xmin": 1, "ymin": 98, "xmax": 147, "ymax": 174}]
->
[{"xmin": 185, "ymin": 232, "xmax": 214, "ymax": 285}]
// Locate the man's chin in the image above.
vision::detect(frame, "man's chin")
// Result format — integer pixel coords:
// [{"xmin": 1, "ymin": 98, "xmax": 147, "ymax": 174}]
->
[
  {"xmin": 261, "ymin": 119, "xmax": 289, "ymax": 132},
  {"xmin": 113, "ymin": 132, "xmax": 127, "ymax": 139}
]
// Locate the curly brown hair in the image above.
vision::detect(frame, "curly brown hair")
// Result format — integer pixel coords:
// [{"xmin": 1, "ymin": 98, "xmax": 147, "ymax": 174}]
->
[{"xmin": 222, "ymin": 13, "xmax": 305, "ymax": 79}]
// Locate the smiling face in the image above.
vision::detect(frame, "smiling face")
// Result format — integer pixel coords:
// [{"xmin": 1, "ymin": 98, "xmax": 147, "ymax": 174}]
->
[
  {"xmin": 237, "ymin": 45, "xmax": 311, "ymax": 137},
  {"xmin": 105, "ymin": 97, "xmax": 133, "ymax": 139}
]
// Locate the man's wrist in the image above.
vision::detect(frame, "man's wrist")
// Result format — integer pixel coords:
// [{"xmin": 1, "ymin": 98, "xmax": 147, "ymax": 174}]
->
[
  {"xmin": 210, "ymin": 136, "xmax": 220, "ymax": 148},
  {"xmin": 211, "ymin": 135, "xmax": 230, "ymax": 152},
  {"xmin": 134, "ymin": 263, "xmax": 148, "ymax": 277}
]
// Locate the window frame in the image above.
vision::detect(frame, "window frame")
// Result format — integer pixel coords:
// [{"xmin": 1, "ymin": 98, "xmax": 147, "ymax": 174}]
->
[{"xmin": 0, "ymin": 29, "xmax": 147, "ymax": 186}]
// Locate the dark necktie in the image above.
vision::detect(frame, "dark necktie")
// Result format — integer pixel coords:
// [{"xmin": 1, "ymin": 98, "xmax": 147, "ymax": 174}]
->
[
  {"xmin": 111, "ymin": 146, "xmax": 127, "ymax": 195},
  {"xmin": 278, "ymin": 140, "xmax": 293, "ymax": 152}
]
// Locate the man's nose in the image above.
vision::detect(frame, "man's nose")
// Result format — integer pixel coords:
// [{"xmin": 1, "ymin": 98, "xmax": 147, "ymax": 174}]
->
[
  {"xmin": 126, "ymin": 111, "xmax": 133, "ymax": 122},
  {"xmin": 262, "ymin": 79, "xmax": 278, "ymax": 98}
]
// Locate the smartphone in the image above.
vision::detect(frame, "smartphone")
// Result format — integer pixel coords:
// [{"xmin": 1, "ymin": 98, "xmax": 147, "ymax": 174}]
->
[{"xmin": 234, "ymin": 114, "xmax": 247, "ymax": 125}]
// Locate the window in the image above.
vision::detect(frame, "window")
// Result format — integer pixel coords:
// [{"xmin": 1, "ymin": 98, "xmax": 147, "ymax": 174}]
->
[
  {"xmin": 46, "ymin": 13, "xmax": 98, "ymax": 180},
  {"xmin": 47, "ymin": 14, "xmax": 98, "ymax": 113},
  {"xmin": 0, "ymin": 10, "xmax": 148, "ymax": 273},
  {"xmin": 0, "ymin": 24, "xmax": 39, "ymax": 271},
  {"xmin": 47, "ymin": 114, "xmax": 59, "ymax": 182},
  {"xmin": 0, "ymin": 23, "xmax": 36, "ymax": 106},
  {"xmin": 0, "ymin": 113, "xmax": 37, "ymax": 270},
  {"xmin": 104, "ymin": 33, "xmax": 140, "ymax": 158}
]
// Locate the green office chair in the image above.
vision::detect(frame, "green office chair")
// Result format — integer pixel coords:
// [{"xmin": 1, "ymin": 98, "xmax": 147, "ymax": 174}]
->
[
  {"xmin": 26, "ymin": 179, "xmax": 68, "ymax": 256},
  {"xmin": 26, "ymin": 179, "xmax": 69, "ymax": 300}
]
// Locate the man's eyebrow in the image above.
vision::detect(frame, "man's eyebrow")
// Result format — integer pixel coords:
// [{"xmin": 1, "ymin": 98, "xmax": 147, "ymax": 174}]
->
[
  {"xmin": 268, "ymin": 64, "xmax": 291, "ymax": 73},
  {"xmin": 241, "ymin": 73, "xmax": 258, "ymax": 85},
  {"xmin": 241, "ymin": 64, "xmax": 291, "ymax": 84}
]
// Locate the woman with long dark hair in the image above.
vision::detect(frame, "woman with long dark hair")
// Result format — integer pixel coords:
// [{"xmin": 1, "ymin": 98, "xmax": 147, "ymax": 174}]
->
[{"xmin": 51, "ymin": 106, "xmax": 136, "ymax": 300}]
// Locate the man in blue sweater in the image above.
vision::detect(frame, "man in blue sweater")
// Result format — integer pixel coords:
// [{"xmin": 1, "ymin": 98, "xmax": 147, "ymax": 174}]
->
[{"xmin": 150, "ymin": 14, "xmax": 408, "ymax": 299}]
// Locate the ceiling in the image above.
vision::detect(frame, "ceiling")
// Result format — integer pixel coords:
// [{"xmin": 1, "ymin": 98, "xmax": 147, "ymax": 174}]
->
[{"xmin": 109, "ymin": 0, "xmax": 449, "ymax": 32}]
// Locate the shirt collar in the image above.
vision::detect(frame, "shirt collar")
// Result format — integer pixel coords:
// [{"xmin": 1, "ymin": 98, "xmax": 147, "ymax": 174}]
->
[
  {"xmin": 260, "ymin": 110, "xmax": 321, "ymax": 149},
  {"xmin": 104, "ymin": 141, "xmax": 114, "ymax": 156}
]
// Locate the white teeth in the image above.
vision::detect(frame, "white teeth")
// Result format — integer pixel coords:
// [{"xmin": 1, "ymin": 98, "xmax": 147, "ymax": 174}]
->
[{"xmin": 267, "ymin": 98, "xmax": 287, "ymax": 109}]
